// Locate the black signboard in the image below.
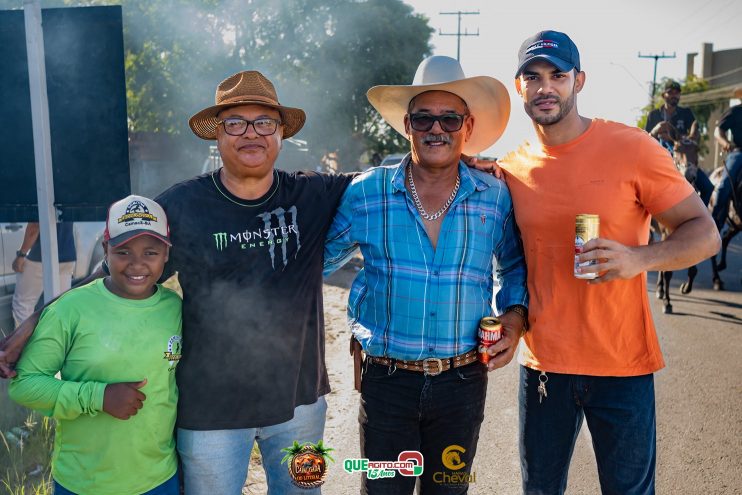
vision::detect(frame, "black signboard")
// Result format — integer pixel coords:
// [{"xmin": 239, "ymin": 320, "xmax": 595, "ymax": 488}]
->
[{"xmin": 0, "ymin": 6, "xmax": 129, "ymax": 221}]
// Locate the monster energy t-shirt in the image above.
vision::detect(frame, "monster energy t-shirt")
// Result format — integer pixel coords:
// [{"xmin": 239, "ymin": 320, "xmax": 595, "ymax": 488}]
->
[{"xmin": 155, "ymin": 168, "xmax": 352, "ymax": 429}]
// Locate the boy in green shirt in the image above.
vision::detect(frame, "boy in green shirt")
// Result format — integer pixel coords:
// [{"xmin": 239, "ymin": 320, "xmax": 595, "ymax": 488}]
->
[{"xmin": 9, "ymin": 195, "xmax": 182, "ymax": 495}]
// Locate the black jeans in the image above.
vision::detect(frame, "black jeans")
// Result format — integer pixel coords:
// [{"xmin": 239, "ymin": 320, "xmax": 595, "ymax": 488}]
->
[{"xmin": 359, "ymin": 358, "xmax": 487, "ymax": 495}]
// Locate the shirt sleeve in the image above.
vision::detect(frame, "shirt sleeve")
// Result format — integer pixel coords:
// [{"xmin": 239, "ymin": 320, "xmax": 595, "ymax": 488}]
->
[
  {"xmin": 8, "ymin": 307, "xmax": 107, "ymax": 420},
  {"xmin": 323, "ymin": 181, "xmax": 360, "ymax": 276},
  {"xmin": 492, "ymin": 186, "xmax": 529, "ymax": 312},
  {"xmin": 634, "ymin": 132, "xmax": 695, "ymax": 215},
  {"xmin": 645, "ymin": 110, "xmax": 660, "ymax": 133},
  {"xmin": 718, "ymin": 108, "xmax": 734, "ymax": 132},
  {"xmin": 320, "ymin": 172, "xmax": 358, "ymax": 210}
]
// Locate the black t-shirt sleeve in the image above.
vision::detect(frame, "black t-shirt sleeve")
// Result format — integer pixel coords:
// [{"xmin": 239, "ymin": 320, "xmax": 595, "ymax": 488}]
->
[
  {"xmin": 320, "ymin": 172, "xmax": 356, "ymax": 210},
  {"xmin": 718, "ymin": 107, "xmax": 735, "ymax": 131},
  {"xmin": 645, "ymin": 109, "xmax": 660, "ymax": 132}
]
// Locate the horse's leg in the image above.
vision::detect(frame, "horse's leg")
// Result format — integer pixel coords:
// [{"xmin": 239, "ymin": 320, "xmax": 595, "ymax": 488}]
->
[
  {"xmin": 662, "ymin": 270, "xmax": 673, "ymax": 314},
  {"xmin": 717, "ymin": 227, "xmax": 735, "ymax": 272},
  {"xmin": 680, "ymin": 265, "xmax": 697, "ymax": 294},
  {"xmin": 656, "ymin": 271, "xmax": 665, "ymax": 300},
  {"xmin": 711, "ymin": 255, "xmax": 725, "ymax": 291}
]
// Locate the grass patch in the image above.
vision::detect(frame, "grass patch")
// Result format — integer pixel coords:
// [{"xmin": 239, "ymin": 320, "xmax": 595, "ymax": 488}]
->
[{"xmin": 0, "ymin": 406, "xmax": 53, "ymax": 495}]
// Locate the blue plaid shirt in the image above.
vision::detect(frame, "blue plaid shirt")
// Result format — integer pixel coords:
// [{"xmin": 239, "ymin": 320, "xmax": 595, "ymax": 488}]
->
[{"xmin": 324, "ymin": 157, "xmax": 528, "ymax": 360}]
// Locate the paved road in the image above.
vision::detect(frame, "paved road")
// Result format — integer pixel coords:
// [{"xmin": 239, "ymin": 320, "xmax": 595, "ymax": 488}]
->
[{"xmin": 315, "ymin": 240, "xmax": 742, "ymax": 495}]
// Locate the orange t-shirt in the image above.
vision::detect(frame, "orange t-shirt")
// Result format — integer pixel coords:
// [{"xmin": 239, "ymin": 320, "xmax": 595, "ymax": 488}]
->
[{"xmin": 500, "ymin": 119, "xmax": 694, "ymax": 376}]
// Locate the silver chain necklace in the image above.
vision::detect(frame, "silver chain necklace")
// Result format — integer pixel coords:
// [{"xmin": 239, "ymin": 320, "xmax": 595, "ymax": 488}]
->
[{"xmin": 407, "ymin": 164, "xmax": 460, "ymax": 222}]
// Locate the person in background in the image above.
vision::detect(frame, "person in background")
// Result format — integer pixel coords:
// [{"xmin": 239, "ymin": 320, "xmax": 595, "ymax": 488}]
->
[{"xmin": 12, "ymin": 221, "xmax": 76, "ymax": 328}]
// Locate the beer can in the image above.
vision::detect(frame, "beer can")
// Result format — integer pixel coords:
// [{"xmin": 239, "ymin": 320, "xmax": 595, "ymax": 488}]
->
[
  {"xmin": 574, "ymin": 214, "xmax": 600, "ymax": 279},
  {"xmin": 478, "ymin": 317, "xmax": 503, "ymax": 364}
]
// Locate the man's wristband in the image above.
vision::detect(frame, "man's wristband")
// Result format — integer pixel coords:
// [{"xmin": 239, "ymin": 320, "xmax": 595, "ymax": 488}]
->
[
  {"xmin": 16, "ymin": 250, "xmax": 27, "ymax": 258},
  {"xmin": 504, "ymin": 304, "xmax": 529, "ymax": 331}
]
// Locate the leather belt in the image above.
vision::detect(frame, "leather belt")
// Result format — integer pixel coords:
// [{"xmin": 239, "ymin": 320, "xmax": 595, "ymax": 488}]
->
[{"xmin": 367, "ymin": 349, "xmax": 478, "ymax": 376}]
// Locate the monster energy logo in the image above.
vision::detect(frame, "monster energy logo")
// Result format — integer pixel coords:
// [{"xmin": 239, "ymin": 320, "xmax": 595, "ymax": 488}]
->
[
  {"xmin": 211, "ymin": 206, "xmax": 301, "ymax": 269},
  {"xmin": 214, "ymin": 232, "xmax": 228, "ymax": 251},
  {"xmin": 259, "ymin": 206, "xmax": 300, "ymax": 269}
]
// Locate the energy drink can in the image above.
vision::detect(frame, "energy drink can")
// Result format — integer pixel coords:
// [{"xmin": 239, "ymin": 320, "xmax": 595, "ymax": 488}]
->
[
  {"xmin": 478, "ymin": 317, "xmax": 503, "ymax": 364},
  {"xmin": 575, "ymin": 214, "xmax": 600, "ymax": 279}
]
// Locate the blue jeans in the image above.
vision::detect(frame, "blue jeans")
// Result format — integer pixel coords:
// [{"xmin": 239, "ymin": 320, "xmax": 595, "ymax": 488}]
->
[
  {"xmin": 519, "ymin": 366, "xmax": 656, "ymax": 495},
  {"xmin": 177, "ymin": 396, "xmax": 327, "ymax": 495},
  {"xmin": 712, "ymin": 150, "xmax": 742, "ymax": 230},
  {"xmin": 359, "ymin": 359, "xmax": 487, "ymax": 494},
  {"xmin": 54, "ymin": 471, "xmax": 179, "ymax": 494}
]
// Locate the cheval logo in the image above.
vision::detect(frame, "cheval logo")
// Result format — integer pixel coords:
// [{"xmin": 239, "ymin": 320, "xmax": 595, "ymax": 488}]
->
[
  {"xmin": 441, "ymin": 445, "xmax": 466, "ymax": 471},
  {"xmin": 281, "ymin": 440, "xmax": 334, "ymax": 489},
  {"xmin": 117, "ymin": 200, "xmax": 158, "ymax": 223},
  {"xmin": 212, "ymin": 206, "xmax": 301, "ymax": 269},
  {"xmin": 434, "ymin": 445, "xmax": 476, "ymax": 485},
  {"xmin": 163, "ymin": 335, "xmax": 182, "ymax": 371},
  {"xmin": 527, "ymin": 39, "xmax": 558, "ymax": 53}
]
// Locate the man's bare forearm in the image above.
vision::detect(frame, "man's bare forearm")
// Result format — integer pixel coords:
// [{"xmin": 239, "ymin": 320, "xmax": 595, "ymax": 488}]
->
[{"xmin": 643, "ymin": 215, "xmax": 720, "ymax": 272}]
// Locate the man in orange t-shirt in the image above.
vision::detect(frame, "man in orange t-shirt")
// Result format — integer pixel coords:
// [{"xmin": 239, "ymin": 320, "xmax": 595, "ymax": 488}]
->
[{"xmin": 499, "ymin": 31, "xmax": 720, "ymax": 495}]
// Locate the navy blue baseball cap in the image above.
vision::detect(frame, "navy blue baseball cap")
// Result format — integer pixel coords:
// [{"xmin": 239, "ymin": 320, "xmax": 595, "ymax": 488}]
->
[{"xmin": 515, "ymin": 30, "xmax": 581, "ymax": 78}]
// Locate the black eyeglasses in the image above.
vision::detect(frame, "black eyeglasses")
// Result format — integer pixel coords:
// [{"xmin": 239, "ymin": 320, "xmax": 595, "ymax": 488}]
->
[
  {"xmin": 217, "ymin": 117, "xmax": 282, "ymax": 136},
  {"xmin": 408, "ymin": 113, "xmax": 467, "ymax": 132}
]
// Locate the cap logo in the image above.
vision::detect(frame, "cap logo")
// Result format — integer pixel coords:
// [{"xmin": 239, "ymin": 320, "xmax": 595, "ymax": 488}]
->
[
  {"xmin": 117, "ymin": 200, "xmax": 158, "ymax": 224},
  {"xmin": 527, "ymin": 40, "xmax": 559, "ymax": 53}
]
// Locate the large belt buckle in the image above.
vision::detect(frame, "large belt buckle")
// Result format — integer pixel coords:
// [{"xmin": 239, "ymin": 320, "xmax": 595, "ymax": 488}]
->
[{"xmin": 422, "ymin": 358, "xmax": 443, "ymax": 376}]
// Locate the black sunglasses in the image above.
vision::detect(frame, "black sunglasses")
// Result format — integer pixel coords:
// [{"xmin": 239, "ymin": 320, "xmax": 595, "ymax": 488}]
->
[{"xmin": 408, "ymin": 113, "xmax": 467, "ymax": 132}]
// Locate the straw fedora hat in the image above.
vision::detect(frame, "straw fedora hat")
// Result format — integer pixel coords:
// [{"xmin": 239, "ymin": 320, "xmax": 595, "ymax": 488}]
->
[
  {"xmin": 189, "ymin": 71, "xmax": 306, "ymax": 140},
  {"xmin": 366, "ymin": 56, "xmax": 510, "ymax": 155}
]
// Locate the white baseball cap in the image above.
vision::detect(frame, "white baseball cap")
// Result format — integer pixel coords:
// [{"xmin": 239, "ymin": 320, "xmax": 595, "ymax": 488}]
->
[{"xmin": 104, "ymin": 195, "xmax": 171, "ymax": 248}]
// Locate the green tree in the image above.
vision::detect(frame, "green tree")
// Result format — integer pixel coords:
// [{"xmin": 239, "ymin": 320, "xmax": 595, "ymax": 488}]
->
[{"xmin": 2, "ymin": 0, "xmax": 432, "ymax": 168}]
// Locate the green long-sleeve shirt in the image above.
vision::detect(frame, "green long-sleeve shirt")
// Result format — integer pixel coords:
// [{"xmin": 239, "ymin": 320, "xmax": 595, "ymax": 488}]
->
[{"xmin": 9, "ymin": 279, "xmax": 182, "ymax": 495}]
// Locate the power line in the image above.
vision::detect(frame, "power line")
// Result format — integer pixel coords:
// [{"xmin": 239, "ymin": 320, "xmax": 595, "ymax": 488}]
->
[{"xmin": 438, "ymin": 11, "xmax": 479, "ymax": 62}]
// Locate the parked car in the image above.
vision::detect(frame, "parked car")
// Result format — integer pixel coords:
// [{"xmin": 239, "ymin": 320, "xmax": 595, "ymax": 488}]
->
[
  {"xmin": 0, "ymin": 221, "xmax": 105, "ymax": 334},
  {"xmin": 380, "ymin": 153, "xmax": 406, "ymax": 167}
]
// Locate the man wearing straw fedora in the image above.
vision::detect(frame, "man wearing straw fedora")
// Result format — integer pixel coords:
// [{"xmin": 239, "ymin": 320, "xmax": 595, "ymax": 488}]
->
[
  {"xmin": 324, "ymin": 55, "xmax": 528, "ymax": 494},
  {"xmin": 158, "ymin": 71, "xmax": 356, "ymax": 494}
]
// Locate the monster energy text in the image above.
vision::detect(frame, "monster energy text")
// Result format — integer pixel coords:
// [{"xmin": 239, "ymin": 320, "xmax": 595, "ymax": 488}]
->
[{"xmin": 213, "ymin": 207, "xmax": 301, "ymax": 269}]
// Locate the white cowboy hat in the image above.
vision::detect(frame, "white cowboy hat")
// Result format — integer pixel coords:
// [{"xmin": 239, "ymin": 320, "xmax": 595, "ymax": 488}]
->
[{"xmin": 366, "ymin": 56, "xmax": 510, "ymax": 155}]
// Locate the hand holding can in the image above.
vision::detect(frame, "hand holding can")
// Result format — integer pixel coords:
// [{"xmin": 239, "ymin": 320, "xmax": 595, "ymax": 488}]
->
[{"xmin": 478, "ymin": 317, "xmax": 503, "ymax": 364}]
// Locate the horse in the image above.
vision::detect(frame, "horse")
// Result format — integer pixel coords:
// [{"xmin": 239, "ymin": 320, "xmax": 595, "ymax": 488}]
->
[
  {"xmin": 708, "ymin": 163, "xmax": 742, "ymax": 290},
  {"xmin": 654, "ymin": 138, "xmax": 711, "ymax": 313}
]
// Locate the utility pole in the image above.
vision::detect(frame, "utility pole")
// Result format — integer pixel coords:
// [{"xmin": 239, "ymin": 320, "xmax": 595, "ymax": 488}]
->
[
  {"xmin": 439, "ymin": 11, "xmax": 479, "ymax": 62},
  {"xmin": 638, "ymin": 51, "xmax": 676, "ymax": 101}
]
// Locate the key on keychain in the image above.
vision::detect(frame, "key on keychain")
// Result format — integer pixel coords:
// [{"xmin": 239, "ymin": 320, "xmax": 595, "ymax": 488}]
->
[{"xmin": 537, "ymin": 371, "xmax": 548, "ymax": 404}]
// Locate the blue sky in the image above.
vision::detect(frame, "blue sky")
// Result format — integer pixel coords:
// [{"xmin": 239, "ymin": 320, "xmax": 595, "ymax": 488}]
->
[{"xmin": 403, "ymin": 0, "xmax": 742, "ymax": 156}]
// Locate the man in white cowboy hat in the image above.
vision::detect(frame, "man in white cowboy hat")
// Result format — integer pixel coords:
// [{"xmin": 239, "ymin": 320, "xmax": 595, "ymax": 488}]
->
[
  {"xmin": 324, "ymin": 55, "xmax": 528, "ymax": 494},
  {"xmin": 496, "ymin": 30, "xmax": 719, "ymax": 494},
  {"xmin": 0, "ymin": 70, "xmax": 353, "ymax": 495}
]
